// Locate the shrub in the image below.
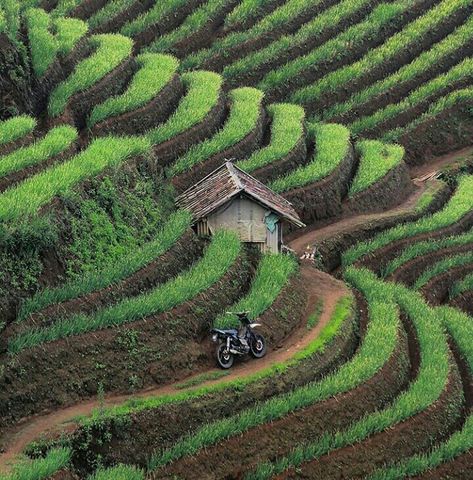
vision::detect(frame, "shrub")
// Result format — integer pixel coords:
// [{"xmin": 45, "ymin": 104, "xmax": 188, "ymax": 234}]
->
[
  {"xmin": 237, "ymin": 103, "xmax": 305, "ymax": 172},
  {"xmin": 349, "ymin": 140, "xmax": 404, "ymax": 196},
  {"xmin": 88, "ymin": 53, "xmax": 179, "ymax": 127},
  {"xmin": 0, "ymin": 115, "xmax": 36, "ymax": 147},
  {"xmin": 9, "ymin": 230, "xmax": 241, "ymax": 352},
  {"xmin": 48, "ymin": 34, "xmax": 133, "ymax": 117},
  {"xmin": 270, "ymin": 123, "xmax": 350, "ymax": 193},
  {"xmin": 214, "ymin": 253, "xmax": 298, "ymax": 328},
  {"xmin": 147, "ymin": 70, "xmax": 223, "ymax": 145},
  {"xmin": 168, "ymin": 87, "xmax": 264, "ymax": 176}
]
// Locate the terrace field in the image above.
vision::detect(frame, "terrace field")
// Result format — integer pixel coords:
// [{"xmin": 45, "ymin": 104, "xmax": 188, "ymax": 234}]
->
[{"xmin": 0, "ymin": 0, "xmax": 472, "ymax": 478}]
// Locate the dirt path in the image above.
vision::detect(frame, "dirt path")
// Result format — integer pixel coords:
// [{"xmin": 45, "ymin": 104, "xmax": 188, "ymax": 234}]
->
[
  {"xmin": 410, "ymin": 146, "xmax": 473, "ymax": 179},
  {"xmin": 0, "ymin": 266, "xmax": 347, "ymax": 474}
]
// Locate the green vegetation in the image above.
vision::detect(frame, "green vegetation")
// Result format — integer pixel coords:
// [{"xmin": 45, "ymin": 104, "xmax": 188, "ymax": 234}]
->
[
  {"xmin": 0, "ymin": 125, "xmax": 77, "ymax": 179},
  {"xmin": 146, "ymin": 0, "xmax": 231, "ymax": 54},
  {"xmin": 50, "ymin": 0, "xmax": 81, "ymax": 18},
  {"xmin": 147, "ymin": 70, "xmax": 223, "ymax": 145},
  {"xmin": 214, "ymin": 253, "xmax": 298, "ymax": 328},
  {"xmin": 148, "ymin": 284, "xmax": 399, "ymax": 469},
  {"xmin": 26, "ymin": 8, "xmax": 88, "ymax": 76},
  {"xmin": 0, "ymin": 116, "xmax": 36, "ymax": 147},
  {"xmin": 224, "ymin": 0, "xmax": 279, "ymax": 29},
  {"xmin": 9, "ymin": 230, "xmax": 240, "ymax": 352},
  {"xmin": 367, "ymin": 305, "xmax": 473, "ymax": 479},
  {"xmin": 270, "ymin": 123, "xmax": 350, "ymax": 193},
  {"xmin": 291, "ymin": 0, "xmax": 469, "ymax": 105},
  {"xmin": 414, "ymin": 251, "xmax": 473, "ymax": 289},
  {"xmin": 0, "ymin": 0, "xmax": 20, "ymax": 40},
  {"xmin": 176, "ymin": 370, "xmax": 230, "ymax": 389},
  {"xmin": 226, "ymin": 0, "xmax": 383, "ymax": 83},
  {"xmin": 48, "ymin": 34, "xmax": 133, "ymax": 117},
  {"xmin": 247, "ymin": 267, "xmax": 452, "ymax": 479},
  {"xmin": 1, "ymin": 447, "xmax": 71, "ymax": 480},
  {"xmin": 17, "ymin": 210, "xmax": 191, "ymax": 321},
  {"xmin": 383, "ymin": 229, "xmax": 473, "ymax": 277},
  {"xmin": 450, "ymin": 272, "xmax": 473, "ymax": 298},
  {"xmin": 0, "ymin": 136, "xmax": 150, "ymax": 223},
  {"xmin": 237, "ymin": 103, "xmax": 305, "ymax": 172},
  {"xmin": 88, "ymin": 53, "xmax": 179, "ymax": 127},
  {"xmin": 323, "ymin": 15, "xmax": 473, "ymax": 121},
  {"xmin": 349, "ymin": 140, "xmax": 404, "ymax": 196},
  {"xmin": 343, "ymin": 175, "xmax": 473, "ymax": 265},
  {"xmin": 306, "ymin": 300, "xmax": 323, "ymax": 330},
  {"xmin": 168, "ymin": 87, "xmax": 264, "ymax": 176},
  {"xmin": 88, "ymin": 464, "xmax": 144, "ymax": 480},
  {"xmin": 121, "ymin": 0, "xmax": 188, "ymax": 37},
  {"xmin": 88, "ymin": 0, "xmax": 136, "ymax": 29}
]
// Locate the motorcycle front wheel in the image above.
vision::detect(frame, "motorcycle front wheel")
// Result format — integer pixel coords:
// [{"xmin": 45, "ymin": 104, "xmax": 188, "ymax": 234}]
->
[
  {"xmin": 216, "ymin": 342, "xmax": 234, "ymax": 369},
  {"xmin": 250, "ymin": 334, "xmax": 266, "ymax": 358}
]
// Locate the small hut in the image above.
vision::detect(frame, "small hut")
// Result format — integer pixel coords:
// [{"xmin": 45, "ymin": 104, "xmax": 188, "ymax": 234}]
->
[{"xmin": 176, "ymin": 161, "xmax": 305, "ymax": 253}]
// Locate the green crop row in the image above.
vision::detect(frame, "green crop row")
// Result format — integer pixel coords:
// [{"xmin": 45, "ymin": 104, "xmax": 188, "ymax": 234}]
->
[
  {"xmin": 349, "ymin": 140, "xmax": 404, "ymax": 196},
  {"xmin": 1, "ymin": 447, "xmax": 71, "ymax": 480},
  {"xmin": 17, "ymin": 209, "xmax": 191, "ymax": 321},
  {"xmin": 450, "ymin": 272, "xmax": 473, "ymax": 298},
  {"xmin": 146, "ymin": 0, "xmax": 231, "ymax": 55},
  {"xmin": 214, "ymin": 253, "xmax": 298, "ymax": 328},
  {"xmin": 26, "ymin": 8, "xmax": 87, "ymax": 76},
  {"xmin": 225, "ymin": 0, "xmax": 381, "ymax": 84},
  {"xmin": 147, "ymin": 70, "xmax": 223, "ymax": 146},
  {"xmin": 350, "ymin": 57, "xmax": 473, "ymax": 135},
  {"xmin": 0, "ymin": 125, "xmax": 77, "ymax": 179},
  {"xmin": 343, "ymin": 175, "xmax": 473, "ymax": 265},
  {"xmin": 0, "ymin": 135, "xmax": 150, "ymax": 223},
  {"xmin": 223, "ymin": 0, "xmax": 279, "ymax": 29},
  {"xmin": 366, "ymin": 305, "xmax": 473, "ymax": 480},
  {"xmin": 80, "ymin": 294, "xmax": 353, "ymax": 426},
  {"xmin": 237, "ymin": 103, "xmax": 305, "ymax": 173},
  {"xmin": 260, "ymin": 0, "xmax": 409, "ymax": 97},
  {"xmin": 323, "ymin": 15, "xmax": 473, "ymax": 121},
  {"xmin": 121, "ymin": 0, "xmax": 188, "ymax": 37},
  {"xmin": 247, "ymin": 267, "xmax": 452, "ymax": 479},
  {"xmin": 48, "ymin": 34, "xmax": 133, "ymax": 117},
  {"xmin": 383, "ymin": 86, "xmax": 473, "ymax": 143},
  {"xmin": 0, "ymin": 115, "xmax": 36, "ymax": 147},
  {"xmin": 291, "ymin": 0, "xmax": 470, "ymax": 105},
  {"xmin": 88, "ymin": 0, "xmax": 136, "ymax": 29},
  {"xmin": 181, "ymin": 0, "xmax": 330, "ymax": 71},
  {"xmin": 414, "ymin": 251, "xmax": 473, "ymax": 289},
  {"xmin": 88, "ymin": 464, "xmax": 144, "ymax": 480},
  {"xmin": 168, "ymin": 87, "xmax": 264, "ymax": 176},
  {"xmin": 270, "ymin": 122, "xmax": 350, "ymax": 193},
  {"xmin": 0, "ymin": 0, "xmax": 20, "ymax": 40},
  {"xmin": 50, "ymin": 0, "xmax": 81, "ymax": 18},
  {"xmin": 88, "ymin": 53, "xmax": 179, "ymax": 127},
  {"xmin": 383, "ymin": 228, "xmax": 473, "ymax": 277},
  {"xmin": 148, "ymin": 274, "xmax": 399, "ymax": 470},
  {"xmin": 8, "ymin": 230, "xmax": 240, "ymax": 353}
]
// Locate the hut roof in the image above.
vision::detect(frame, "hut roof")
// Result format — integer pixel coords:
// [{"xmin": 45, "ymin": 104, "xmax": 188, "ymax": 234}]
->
[{"xmin": 176, "ymin": 161, "xmax": 305, "ymax": 228}]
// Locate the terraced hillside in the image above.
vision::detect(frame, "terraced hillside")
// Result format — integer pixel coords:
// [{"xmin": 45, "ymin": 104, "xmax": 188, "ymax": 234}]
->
[{"xmin": 0, "ymin": 0, "xmax": 472, "ymax": 479}]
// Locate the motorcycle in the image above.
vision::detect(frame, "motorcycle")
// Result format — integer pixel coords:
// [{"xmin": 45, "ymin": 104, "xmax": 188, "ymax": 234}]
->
[{"xmin": 210, "ymin": 311, "xmax": 267, "ymax": 369}]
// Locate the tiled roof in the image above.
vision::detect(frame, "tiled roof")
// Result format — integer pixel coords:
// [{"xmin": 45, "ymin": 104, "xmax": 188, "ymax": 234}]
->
[{"xmin": 176, "ymin": 161, "xmax": 305, "ymax": 228}]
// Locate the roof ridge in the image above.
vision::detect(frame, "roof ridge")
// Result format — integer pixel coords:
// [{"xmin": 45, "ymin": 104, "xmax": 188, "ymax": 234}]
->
[{"xmin": 226, "ymin": 160, "xmax": 243, "ymax": 191}]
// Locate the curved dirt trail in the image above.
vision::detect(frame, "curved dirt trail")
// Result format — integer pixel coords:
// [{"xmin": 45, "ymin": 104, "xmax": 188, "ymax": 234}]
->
[{"xmin": 0, "ymin": 266, "xmax": 347, "ymax": 473}]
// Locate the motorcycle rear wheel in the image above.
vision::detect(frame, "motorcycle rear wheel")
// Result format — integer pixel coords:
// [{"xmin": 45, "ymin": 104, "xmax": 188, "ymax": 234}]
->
[
  {"xmin": 250, "ymin": 334, "xmax": 266, "ymax": 358},
  {"xmin": 216, "ymin": 342, "xmax": 234, "ymax": 369}
]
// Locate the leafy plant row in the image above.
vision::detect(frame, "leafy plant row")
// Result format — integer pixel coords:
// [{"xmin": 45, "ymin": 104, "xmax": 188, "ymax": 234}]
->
[
  {"xmin": 323, "ymin": 14, "xmax": 473, "ymax": 121},
  {"xmin": 450, "ymin": 272, "xmax": 473, "ymax": 298},
  {"xmin": 343, "ymin": 175, "xmax": 473, "ymax": 265},
  {"xmin": 0, "ymin": 115, "xmax": 36, "ymax": 147},
  {"xmin": 88, "ymin": 0, "xmax": 136, "ymax": 30},
  {"xmin": 237, "ymin": 103, "xmax": 305, "ymax": 173},
  {"xmin": 88, "ymin": 53, "xmax": 179, "ymax": 127},
  {"xmin": 214, "ymin": 253, "xmax": 298, "ymax": 328},
  {"xmin": 147, "ymin": 274, "xmax": 400, "ymax": 470},
  {"xmin": 17, "ymin": 209, "xmax": 191, "ymax": 321},
  {"xmin": 247, "ymin": 267, "xmax": 453, "ymax": 479},
  {"xmin": 270, "ymin": 122, "xmax": 350, "ymax": 193},
  {"xmin": 349, "ymin": 139, "xmax": 404, "ymax": 196},
  {"xmin": 291, "ymin": 0, "xmax": 471, "ymax": 105},
  {"xmin": 26, "ymin": 7, "xmax": 88, "ymax": 77},
  {"xmin": 168, "ymin": 87, "xmax": 264, "ymax": 176},
  {"xmin": 8, "ymin": 230, "xmax": 241, "ymax": 353}
]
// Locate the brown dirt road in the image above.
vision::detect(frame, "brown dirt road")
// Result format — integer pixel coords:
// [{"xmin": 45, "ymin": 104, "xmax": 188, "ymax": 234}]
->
[{"xmin": 0, "ymin": 266, "xmax": 348, "ymax": 474}]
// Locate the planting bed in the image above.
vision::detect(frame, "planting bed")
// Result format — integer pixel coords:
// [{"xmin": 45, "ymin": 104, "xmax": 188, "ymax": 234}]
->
[{"xmin": 1, "ymin": 1, "xmax": 473, "ymax": 479}]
